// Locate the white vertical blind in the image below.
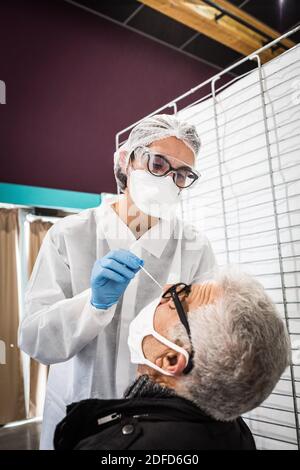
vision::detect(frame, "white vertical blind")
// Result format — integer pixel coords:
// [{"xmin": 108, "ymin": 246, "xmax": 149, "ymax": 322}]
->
[{"xmin": 178, "ymin": 43, "xmax": 300, "ymax": 450}]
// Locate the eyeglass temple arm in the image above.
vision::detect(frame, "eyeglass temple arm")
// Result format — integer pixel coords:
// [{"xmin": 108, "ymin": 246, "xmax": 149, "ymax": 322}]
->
[
  {"xmin": 170, "ymin": 290, "xmax": 194, "ymax": 375},
  {"xmin": 171, "ymin": 290, "xmax": 192, "ymax": 338}
]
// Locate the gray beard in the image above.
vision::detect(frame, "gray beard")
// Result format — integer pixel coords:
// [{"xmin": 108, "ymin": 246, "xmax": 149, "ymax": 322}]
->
[{"xmin": 124, "ymin": 374, "xmax": 176, "ymax": 399}]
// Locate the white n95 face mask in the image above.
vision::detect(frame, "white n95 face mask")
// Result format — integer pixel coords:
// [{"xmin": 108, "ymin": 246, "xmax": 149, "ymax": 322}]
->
[
  {"xmin": 128, "ymin": 170, "xmax": 180, "ymax": 220},
  {"xmin": 128, "ymin": 296, "xmax": 190, "ymax": 377}
]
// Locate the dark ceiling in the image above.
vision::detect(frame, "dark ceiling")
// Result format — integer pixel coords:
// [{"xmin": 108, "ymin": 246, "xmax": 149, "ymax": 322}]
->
[{"xmin": 64, "ymin": 0, "xmax": 300, "ymax": 74}]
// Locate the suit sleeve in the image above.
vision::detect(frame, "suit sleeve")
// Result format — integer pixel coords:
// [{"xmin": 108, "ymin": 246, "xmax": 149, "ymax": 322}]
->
[{"xmin": 18, "ymin": 227, "xmax": 115, "ymax": 365}]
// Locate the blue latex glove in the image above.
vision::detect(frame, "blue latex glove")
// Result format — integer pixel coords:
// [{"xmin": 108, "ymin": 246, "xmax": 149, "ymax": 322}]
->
[{"xmin": 90, "ymin": 249, "xmax": 144, "ymax": 309}]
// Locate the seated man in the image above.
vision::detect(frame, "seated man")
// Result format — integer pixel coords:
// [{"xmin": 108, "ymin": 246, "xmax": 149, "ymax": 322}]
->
[{"xmin": 54, "ymin": 269, "xmax": 290, "ymax": 450}]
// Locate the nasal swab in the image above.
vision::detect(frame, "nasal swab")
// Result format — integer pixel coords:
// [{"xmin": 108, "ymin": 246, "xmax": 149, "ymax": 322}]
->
[
  {"xmin": 130, "ymin": 243, "xmax": 164, "ymax": 290},
  {"xmin": 139, "ymin": 265, "xmax": 163, "ymax": 290}
]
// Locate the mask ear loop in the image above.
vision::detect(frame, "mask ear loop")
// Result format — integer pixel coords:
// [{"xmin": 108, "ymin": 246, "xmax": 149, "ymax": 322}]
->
[
  {"xmin": 141, "ymin": 331, "xmax": 190, "ymax": 378},
  {"xmin": 138, "ymin": 299, "xmax": 190, "ymax": 377},
  {"xmin": 125, "ymin": 149, "xmax": 138, "ymax": 197},
  {"xmin": 115, "ymin": 144, "xmax": 131, "ymax": 197}
]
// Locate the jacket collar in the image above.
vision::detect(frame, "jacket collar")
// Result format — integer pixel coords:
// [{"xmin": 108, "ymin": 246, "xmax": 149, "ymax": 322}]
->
[{"xmin": 124, "ymin": 374, "xmax": 176, "ymax": 399}]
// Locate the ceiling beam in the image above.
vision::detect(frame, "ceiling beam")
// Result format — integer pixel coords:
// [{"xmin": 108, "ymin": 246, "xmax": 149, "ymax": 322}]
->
[{"xmin": 138, "ymin": 0, "xmax": 295, "ymax": 64}]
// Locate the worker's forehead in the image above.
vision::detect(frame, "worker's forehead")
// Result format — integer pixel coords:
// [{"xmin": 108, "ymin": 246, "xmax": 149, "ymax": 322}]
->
[{"xmin": 149, "ymin": 138, "xmax": 195, "ymax": 165}]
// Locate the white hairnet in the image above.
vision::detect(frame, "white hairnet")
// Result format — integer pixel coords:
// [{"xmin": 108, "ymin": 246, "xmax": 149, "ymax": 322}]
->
[{"xmin": 114, "ymin": 113, "xmax": 201, "ymax": 192}]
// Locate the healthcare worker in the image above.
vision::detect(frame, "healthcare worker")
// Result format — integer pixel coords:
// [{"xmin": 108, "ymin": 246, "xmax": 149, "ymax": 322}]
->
[{"xmin": 18, "ymin": 114, "xmax": 217, "ymax": 449}]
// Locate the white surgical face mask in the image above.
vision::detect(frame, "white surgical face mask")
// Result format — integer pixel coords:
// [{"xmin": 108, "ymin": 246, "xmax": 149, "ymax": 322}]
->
[
  {"xmin": 128, "ymin": 296, "xmax": 190, "ymax": 377},
  {"xmin": 128, "ymin": 169, "xmax": 180, "ymax": 220}
]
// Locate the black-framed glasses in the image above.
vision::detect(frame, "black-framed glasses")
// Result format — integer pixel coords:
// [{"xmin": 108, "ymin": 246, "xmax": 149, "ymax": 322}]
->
[
  {"xmin": 133, "ymin": 147, "xmax": 200, "ymax": 189},
  {"xmin": 162, "ymin": 283, "xmax": 194, "ymax": 374}
]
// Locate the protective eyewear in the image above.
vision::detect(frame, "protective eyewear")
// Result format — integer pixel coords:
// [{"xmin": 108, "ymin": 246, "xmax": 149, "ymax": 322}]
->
[{"xmin": 133, "ymin": 146, "xmax": 200, "ymax": 189}]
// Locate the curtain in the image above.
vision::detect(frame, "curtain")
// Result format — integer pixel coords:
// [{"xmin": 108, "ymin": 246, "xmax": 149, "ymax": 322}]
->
[
  {"xmin": 0, "ymin": 209, "xmax": 26, "ymax": 424},
  {"xmin": 27, "ymin": 219, "xmax": 52, "ymax": 418}
]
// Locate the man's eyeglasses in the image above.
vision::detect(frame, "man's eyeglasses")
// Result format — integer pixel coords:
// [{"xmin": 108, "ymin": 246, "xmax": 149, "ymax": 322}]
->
[
  {"xmin": 162, "ymin": 283, "xmax": 194, "ymax": 374},
  {"xmin": 133, "ymin": 146, "xmax": 200, "ymax": 189}
]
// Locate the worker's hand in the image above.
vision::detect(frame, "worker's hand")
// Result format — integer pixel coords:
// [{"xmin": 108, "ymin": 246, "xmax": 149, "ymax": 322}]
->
[{"xmin": 90, "ymin": 249, "xmax": 144, "ymax": 309}]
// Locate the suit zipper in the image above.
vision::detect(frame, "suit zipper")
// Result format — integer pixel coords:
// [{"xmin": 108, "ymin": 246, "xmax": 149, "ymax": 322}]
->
[
  {"xmin": 97, "ymin": 412, "xmax": 149, "ymax": 426},
  {"xmin": 97, "ymin": 412, "xmax": 121, "ymax": 426}
]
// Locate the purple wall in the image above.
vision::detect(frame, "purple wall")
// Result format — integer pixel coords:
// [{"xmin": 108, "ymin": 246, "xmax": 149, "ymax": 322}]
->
[{"xmin": 0, "ymin": 0, "xmax": 221, "ymax": 194}]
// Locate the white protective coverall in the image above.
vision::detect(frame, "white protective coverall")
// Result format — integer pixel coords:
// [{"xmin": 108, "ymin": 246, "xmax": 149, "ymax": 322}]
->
[{"xmin": 18, "ymin": 196, "xmax": 216, "ymax": 449}]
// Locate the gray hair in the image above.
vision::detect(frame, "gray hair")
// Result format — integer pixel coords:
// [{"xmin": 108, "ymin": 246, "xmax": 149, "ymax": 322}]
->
[
  {"xmin": 114, "ymin": 113, "xmax": 201, "ymax": 192},
  {"xmin": 171, "ymin": 269, "xmax": 291, "ymax": 421}
]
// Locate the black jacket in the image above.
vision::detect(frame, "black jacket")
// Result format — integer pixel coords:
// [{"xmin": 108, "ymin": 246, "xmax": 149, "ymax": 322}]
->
[{"xmin": 54, "ymin": 377, "xmax": 256, "ymax": 451}]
